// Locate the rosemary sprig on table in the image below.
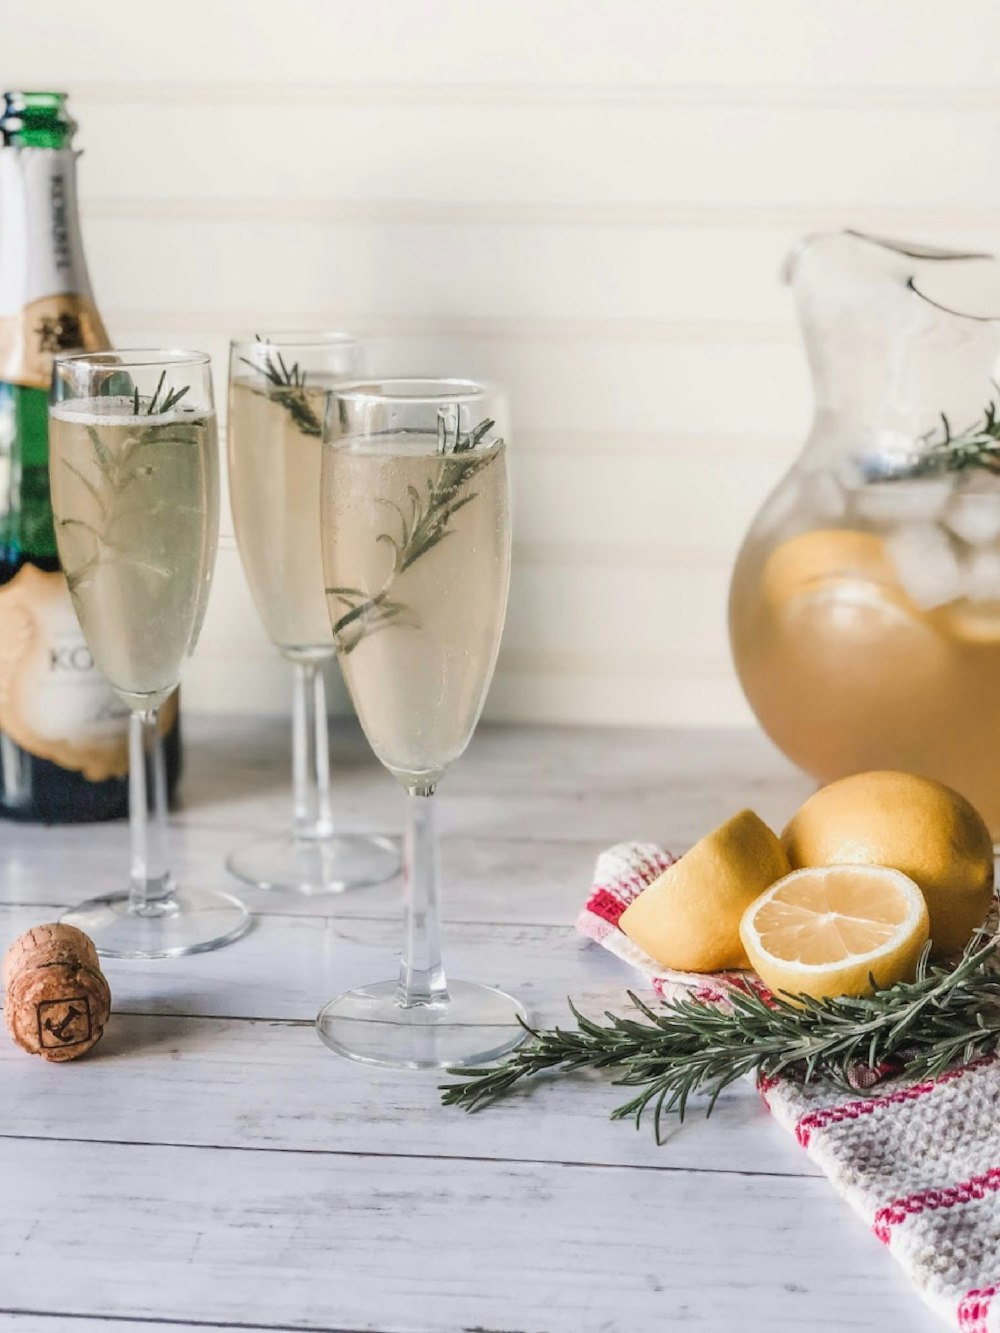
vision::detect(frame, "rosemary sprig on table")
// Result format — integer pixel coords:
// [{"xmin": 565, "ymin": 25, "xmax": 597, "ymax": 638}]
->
[
  {"xmin": 240, "ymin": 335, "xmax": 322, "ymax": 436},
  {"xmin": 441, "ymin": 939, "xmax": 1000, "ymax": 1143},
  {"xmin": 327, "ymin": 417, "xmax": 501, "ymax": 653}
]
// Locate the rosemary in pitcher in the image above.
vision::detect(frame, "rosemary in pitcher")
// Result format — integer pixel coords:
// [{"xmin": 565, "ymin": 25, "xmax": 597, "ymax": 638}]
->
[
  {"xmin": 441, "ymin": 938, "xmax": 1000, "ymax": 1143},
  {"xmin": 327, "ymin": 416, "xmax": 501, "ymax": 654},
  {"xmin": 866, "ymin": 394, "xmax": 1000, "ymax": 481}
]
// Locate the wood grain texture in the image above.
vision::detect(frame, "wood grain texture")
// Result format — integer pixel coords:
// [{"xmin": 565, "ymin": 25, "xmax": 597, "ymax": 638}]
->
[
  {"xmin": 0, "ymin": 1138, "xmax": 942, "ymax": 1333},
  {"xmin": 0, "ymin": 718, "xmax": 935, "ymax": 1331},
  {"xmin": 0, "ymin": 1010, "xmax": 805, "ymax": 1176},
  {"xmin": 0, "ymin": 1322, "xmax": 308, "ymax": 1333}
]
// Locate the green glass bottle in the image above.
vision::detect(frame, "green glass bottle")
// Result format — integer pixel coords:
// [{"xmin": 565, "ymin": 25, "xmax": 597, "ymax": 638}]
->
[{"xmin": 0, "ymin": 92, "xmax": 180, "ymax": 820}]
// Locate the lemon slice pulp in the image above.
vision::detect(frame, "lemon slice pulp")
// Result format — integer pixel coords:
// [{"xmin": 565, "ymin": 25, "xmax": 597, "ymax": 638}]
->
[{"xmin": 739, "ymin": 864, "xmax": 930, "ymax": 1001}]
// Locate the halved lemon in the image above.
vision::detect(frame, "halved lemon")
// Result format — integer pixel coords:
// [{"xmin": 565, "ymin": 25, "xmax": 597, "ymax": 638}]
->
[
  {"xmin": 739, "ymin": 864, "xmax": 930, "ymax": 1002},
  {"xmin": 618, "ymin": 809, "xmax": 789, "ymax": 972}
]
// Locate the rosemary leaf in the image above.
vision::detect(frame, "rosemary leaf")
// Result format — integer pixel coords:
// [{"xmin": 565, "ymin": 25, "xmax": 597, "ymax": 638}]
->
[
  {"xmin": 146, "ymin": 369, "xmax": 166, "ymax": 416},
  {"xmin": 160, "ymin": 384, "xmax": 190, "ymax": 414},
  {"xmin": 60, "ymin": 385, "xmax": 200, "ymax": 595},
  {"xmin": 240, "ymin": 339, "xmax": 323, "ymax": 437},
  {"xmin": 327, "ymin": 418, "xmax": 502, "ymax": 652},
  {"xmin": 440, "ymin": 939, "xmax": 1000, "ymax": 1143},
  {"xmin": 85, "ymin": 424, "xmax": 115, "ymax": 478},
  {"xmin": 880, "ymin": 393, "xmax": 1000, "ymax": 480},
  {"xmin": 61, "ymin": 458, "xmax": 108, "ymax": 518}
]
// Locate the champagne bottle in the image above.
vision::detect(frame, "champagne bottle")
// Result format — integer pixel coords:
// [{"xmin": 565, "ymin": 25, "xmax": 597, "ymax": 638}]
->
[{"xmin": 0, "ymin": 91, "xmax": 180, "ymax": 821}]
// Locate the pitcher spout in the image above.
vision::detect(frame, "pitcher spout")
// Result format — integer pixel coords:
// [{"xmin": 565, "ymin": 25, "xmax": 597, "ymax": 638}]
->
[{"xmin": 784, "ymin": 231, "xmax": 1000, "ymax": 459}]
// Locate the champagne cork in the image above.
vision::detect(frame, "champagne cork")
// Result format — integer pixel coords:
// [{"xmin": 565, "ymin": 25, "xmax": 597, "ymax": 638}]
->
[{"xmin": 3, "ymin": 923, "xmax": 110, "ymax": 1061}]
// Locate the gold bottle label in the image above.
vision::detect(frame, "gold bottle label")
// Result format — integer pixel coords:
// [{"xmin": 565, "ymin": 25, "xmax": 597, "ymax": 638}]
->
[
  {"xmin": 0, "ymin": 564, "xmax": 131, "ymax": 780},
  {"xmin": 0, "ymin": 148, "xmax": 109, "ymax": 384},
  {"xmin": 0, "ymin": 292, "xmax": 107, "ymax": 390},
  {"xmin": 0, "ymin": 148, "xmax": 179, "ymax": 787}
]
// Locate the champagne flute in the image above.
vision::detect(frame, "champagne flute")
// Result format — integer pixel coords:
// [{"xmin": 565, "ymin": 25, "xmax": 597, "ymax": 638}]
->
[
  {"xmin": 317, "ymin": 378, "xmax": 529, "ymax": 1068},
  {"xmin": 49, "ymin": 350, "xmax": 249, "ymax": 957},
  {"xmin": 226, "ymin": 334, "xmax": 399, "ymax": 894}
]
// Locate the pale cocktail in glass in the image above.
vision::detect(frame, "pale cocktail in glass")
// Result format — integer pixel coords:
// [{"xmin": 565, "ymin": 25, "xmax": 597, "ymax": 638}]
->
[
  {"xmin": 227, "ymin": 334, "xmax": 399, "ymax": 894},
  {"xmin": 49, "ymin": 349, "xmax": 248, "ymax": 957},
  {"xmin": 317, "ymin": 379, "xmax": 529, "ymax": 1068}
]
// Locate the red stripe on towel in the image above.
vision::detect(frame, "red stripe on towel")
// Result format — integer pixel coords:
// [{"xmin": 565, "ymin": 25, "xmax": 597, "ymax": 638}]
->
[
  {"xmin": 796, "ymin": 1059, "xmax": 991, "ymax": 1148},
  {"xmin": 873, "ymin": 1167, "xmax": 1000, "ymax": 1245},
  {"xmin": 958, "ymin": 1281, "xmax": 999, "ymax": 1332}
]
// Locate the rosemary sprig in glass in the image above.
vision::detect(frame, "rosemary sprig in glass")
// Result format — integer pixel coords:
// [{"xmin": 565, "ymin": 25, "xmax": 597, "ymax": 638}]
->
[
  {"xmin": 129, "ymin": 368, "xmax": 190, "ymax": 418},
  {"xmin": 239, "ymin": 334, "xmax": 322, "ymax": 436},
  {"xmin": 327, "ymin": 416, "xmax": 501, "ymax": 653},
  {"xmin": 59, "ymin": 372, "xmax": 200, "ymax": 593},
  {"xmin": 440, "ymin": 938, "xmax": 1000, "ymax": 1143}
]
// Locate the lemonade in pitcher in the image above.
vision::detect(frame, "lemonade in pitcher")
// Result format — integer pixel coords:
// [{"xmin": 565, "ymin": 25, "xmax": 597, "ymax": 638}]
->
[{"xmin": 730, "ymin": 232, "xmax": 1000, "ymax": 833}]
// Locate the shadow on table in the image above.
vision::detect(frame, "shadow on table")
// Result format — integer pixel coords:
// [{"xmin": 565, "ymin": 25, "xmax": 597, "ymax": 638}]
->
[{"xmin": 97, "ymin": 1007, "xmax": 203, "ymax": 1059}]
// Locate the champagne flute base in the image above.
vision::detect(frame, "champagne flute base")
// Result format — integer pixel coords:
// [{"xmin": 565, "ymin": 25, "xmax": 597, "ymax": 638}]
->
[
  {"xmin": 61, "ymin": 885, "xmax": 251, "ymax": 959},
  {"xmin": 226, "ymin": 832, "xmax": 400, "ymax": 895},
  {"xmin": 315, "ymin": 978, "xmax": 530, "ymax": 1070}
]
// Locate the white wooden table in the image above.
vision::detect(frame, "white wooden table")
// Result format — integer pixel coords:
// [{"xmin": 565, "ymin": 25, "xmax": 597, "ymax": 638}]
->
[{"xmin": 0, "ymin": 718, "xmax": 943, "ymax": 1333}]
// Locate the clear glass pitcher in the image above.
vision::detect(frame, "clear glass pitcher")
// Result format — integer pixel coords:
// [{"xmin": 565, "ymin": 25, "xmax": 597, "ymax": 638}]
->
[{"xmin": 729, "ymin": 231, "xmax": 1000, "ymax": 832}]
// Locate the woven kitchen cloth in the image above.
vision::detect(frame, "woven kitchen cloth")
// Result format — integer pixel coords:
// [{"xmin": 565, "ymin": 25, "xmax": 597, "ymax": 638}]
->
[{"xmin": 576, "ymin": 841, "xmax": 1000, "ymax": 1332}]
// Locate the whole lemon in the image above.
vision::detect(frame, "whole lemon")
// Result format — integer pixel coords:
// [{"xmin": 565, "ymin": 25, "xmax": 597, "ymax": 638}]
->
[
  {"xmin": 619, "ymin": 809, "xmax": 789, "ymax": 971},
  {"xmin": 782, "ymin": 771, "xmax": 994, "ymax": 959}
]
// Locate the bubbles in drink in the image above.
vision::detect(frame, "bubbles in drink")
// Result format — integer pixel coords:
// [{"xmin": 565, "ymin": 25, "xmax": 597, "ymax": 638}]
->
[
  {"xmin": 48, "ymin": 395, "xmax": 219, "ymax": 710},
  {"xmin": 321, "ymin": 431, "xmax": 509, "ymax": 787},
  {"xmin": 228, "ymin": 376, "xmax": 334, "ymax": 655},
  {"xmin": 50, "ymin": 394, "xmax": 202, "ymax": 426}
]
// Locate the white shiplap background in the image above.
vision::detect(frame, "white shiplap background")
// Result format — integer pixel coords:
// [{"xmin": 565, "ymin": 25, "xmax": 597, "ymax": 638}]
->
[{"xmin": 8, "ymin": 0, "xmax": 1000, "ymax": 723}]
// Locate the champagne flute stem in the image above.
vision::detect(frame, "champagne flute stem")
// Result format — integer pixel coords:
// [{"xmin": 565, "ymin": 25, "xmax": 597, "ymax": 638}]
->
[
  {"xmin": 398, "ymin": 786, "xmax": 448, "ymax": 1007},
  {"xmin": 291, "ymin": 658, "xmax": 334, "ymax": 841},
  {"xmin": 128, "ymin": 708, "xmax": 172, "ymax": 912}
]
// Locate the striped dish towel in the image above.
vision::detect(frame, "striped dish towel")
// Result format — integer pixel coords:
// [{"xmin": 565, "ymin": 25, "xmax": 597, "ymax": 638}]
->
[{"xmin": 576, "ymin": 842, "xmax": 1000, "ymax": 1332}]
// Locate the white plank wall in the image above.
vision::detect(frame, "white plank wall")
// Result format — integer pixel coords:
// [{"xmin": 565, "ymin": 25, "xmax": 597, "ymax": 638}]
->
[{"xmin": 7, "ymin": 0, "xmax": 1000, "ymax": 721}]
